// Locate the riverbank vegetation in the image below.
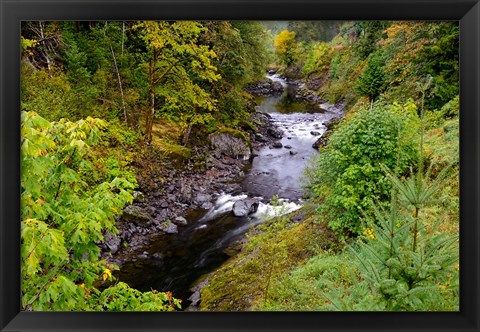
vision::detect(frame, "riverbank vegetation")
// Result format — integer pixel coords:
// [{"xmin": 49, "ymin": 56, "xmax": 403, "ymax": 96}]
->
[
  {"xmin": 21, "ymin": 20, "xmax": 459, "ymax": 311},
  {"xmin": 201, "ymin": 21, "xmax": 459, "ymax": 311}
]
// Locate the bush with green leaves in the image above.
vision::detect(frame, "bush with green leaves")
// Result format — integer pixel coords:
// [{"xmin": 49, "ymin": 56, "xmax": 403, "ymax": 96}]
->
[
  {"xmin": 21, "ymin": 111, "xmax": 180, "ymax": 311},
  {"xmin": 308, "ymin": 101, "xmax": 419, "ymax": 235}
]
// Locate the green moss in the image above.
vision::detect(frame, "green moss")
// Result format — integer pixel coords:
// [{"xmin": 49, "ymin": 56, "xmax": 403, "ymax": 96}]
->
[
  {"xmin": 157, "ymin": 140, "xmax": 191, "ymax": 161},
  {"xmin": 239, "ymin": 120, "xmax": 258, "ymax": 132}
]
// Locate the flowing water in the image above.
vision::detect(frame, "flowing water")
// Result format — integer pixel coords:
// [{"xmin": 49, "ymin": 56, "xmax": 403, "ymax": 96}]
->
[{"xmin": 118, "ymin": 75, "xmax": 343, "ymax": 308}]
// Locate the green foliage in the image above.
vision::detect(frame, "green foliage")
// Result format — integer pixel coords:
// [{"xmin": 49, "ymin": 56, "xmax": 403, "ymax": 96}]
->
[
  {"xmin": 274, "ymin": 30, "xmax": 301, "ymax": 67},
  {"xmin": 266, "ymin": 161, "xmax": 458, "ymax": 311},
  {"xmin": 352, "ymin": 21, "xmax": 390, "ymax": 59},
  {"xmin": 355, "ymin": 51, "xmax": 387, "ymax": 102},
  {"xmin": 133, "ymin": 21, "xmax": 220, "ymax": 143},
  {"xmin": 308, "ymin": 101, "xmax": 419, "ymax": 235},
  {"xmin": 381, "ymin": 22, "xmax": 459, "ymax": 109},
  {"xmin": 318, "ymin": 46, "xmax": 364, "ymax": 104},
  {"xmin": 261, "ymin": 252, "xmax": 357, "ymax": 311},
  {"xmin": 302, "ymin": 42, "xmax": 332, "ymax": 76},
  {"xmin": 335, "ymin": 161, "xmax": 459, "ymax": 311},
  {"xmin": 21, "ymin": 65, "xmax": 78, "ymax": 121},
  {"xmin": 90, "ymin": 283, "xmax": 181, "ymax": 311},
  {"xmin": 21, "ymin": 111, "xmax": 179, "ymax": 311}
]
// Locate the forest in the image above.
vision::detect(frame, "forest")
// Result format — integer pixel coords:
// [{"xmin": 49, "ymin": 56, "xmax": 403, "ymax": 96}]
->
[{"xmin": 20, "ymin": 20, "xmax": 459, "ymax": 311}]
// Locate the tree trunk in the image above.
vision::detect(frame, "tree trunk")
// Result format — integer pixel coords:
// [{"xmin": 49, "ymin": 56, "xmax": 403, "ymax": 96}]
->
[
  {"xmin": 121, "ymin": 21, "xmax": 125, "ymax": 56},
  {"xmin": 110, "ymin": 45, "xmax": 128, "ymax": 124},
  {"xmin": 182, "ymin": 124, "xmax": 193, "ymax": 146},
  {"xmin": 39, "ymin": 22, "xmax": 51, "ymax": 72},
  {"xmin": 145, "ymin": 50, "xmax": 157, "ymax": 144}
]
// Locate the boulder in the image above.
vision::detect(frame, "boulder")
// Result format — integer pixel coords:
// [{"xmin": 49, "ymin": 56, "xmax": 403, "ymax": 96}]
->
[
  {"xmin": 201, "ymin": 201, "xmax": 214, "ymax": 210},
  {"xmin": 271, "ymin": 81, "xmax": 284, "ymax": 93},
  {"xmin": 245, "ymin": 79, "xmax": 285, "ymax": 96},
  {"xmin": 267, "ymin": 127, "xmax": 283, "ymax": 139},
  {"xmin": 272, "ymin": 142, "xmax": 283, "ymax": 148},
  {"xmin": 173, "ymin": 216, "xmax": 188, "ymax": 226},
  {"xmin": 179, "ymin": 184, "xmax": 193, "ymax": 204},
  {"xmin": 123, "ymin": 205, "xmax": 152, "ymax": 225},
  {"xmin": 159, "ymin": 220, "xmax": 178, "ymax": 234},
  {"xmin": 232, "ymin": 198, "xmax": 260, "ymax": 217},
  {"xmin": 209, "ymin": 132, "xmax": 251, "ymax": 160},
  {"xmin": 195, "ymin": 193, "xmax": 212, "ymax": 204},
  {"xmin": 159, "ymin": 200, "xmax": 170, "ymax": 208},
  {"xmin": 312, "ymin": 136, "xmax": 328, "ymax": 150},
  {"xmin": 132, "ymin": 191, "xmax": 146, "ymax": 203},
  {"xmin": 255, "ymin": 133, "xmax": 268, "ymax": 142},
  {"xmin": 188, "ymin": 291, "xmax": 201, "ymax": 308}
]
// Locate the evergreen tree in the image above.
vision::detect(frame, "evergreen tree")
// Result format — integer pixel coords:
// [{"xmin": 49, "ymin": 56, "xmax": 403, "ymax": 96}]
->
[{"xmin": 356, "ymin": 51, "xmax": 387, "ymax": 102}]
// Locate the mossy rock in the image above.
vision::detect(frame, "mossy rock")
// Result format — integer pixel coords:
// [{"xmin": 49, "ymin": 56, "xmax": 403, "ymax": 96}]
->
[
  {"xmin": 208, "ymin": 127, "xmax": 252, "ymax": 159},
  {"xmin": 215, "ymin": 127, "xmax": 252, "ymax": 148}
]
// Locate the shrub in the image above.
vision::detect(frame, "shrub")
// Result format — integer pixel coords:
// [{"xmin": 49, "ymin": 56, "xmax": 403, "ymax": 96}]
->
[{"xmin": 308, "ymin": 101, "xmax": 419, "ymax": 235}]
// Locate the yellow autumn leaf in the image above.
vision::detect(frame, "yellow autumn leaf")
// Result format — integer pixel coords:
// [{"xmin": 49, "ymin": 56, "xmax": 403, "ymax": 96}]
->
[{"xmin": 102, "ymin": 268, "xmax": 112, "ymax": 281}]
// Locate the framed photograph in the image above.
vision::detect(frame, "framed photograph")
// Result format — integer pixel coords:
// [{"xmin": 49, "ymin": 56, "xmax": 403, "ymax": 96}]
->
[{"xmin": 1, "ymin": 0, "xmax": 479, "ymax": 331}]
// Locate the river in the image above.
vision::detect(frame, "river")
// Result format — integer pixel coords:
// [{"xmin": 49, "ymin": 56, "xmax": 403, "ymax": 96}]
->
[{"xmin": 118, "ymin": 75, "xmax": 342, "ymax": 309}]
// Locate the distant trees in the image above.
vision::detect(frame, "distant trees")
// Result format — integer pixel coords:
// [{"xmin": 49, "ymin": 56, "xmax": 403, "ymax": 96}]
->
[{"xmin": 287, "ymin": 21, "xmax": 343, "ymax": 43}]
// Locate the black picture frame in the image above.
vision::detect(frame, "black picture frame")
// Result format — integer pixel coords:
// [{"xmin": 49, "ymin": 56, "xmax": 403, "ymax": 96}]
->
[{"xmin": 1, "ymin": 0, "xmax": 479, "ymax": 331}]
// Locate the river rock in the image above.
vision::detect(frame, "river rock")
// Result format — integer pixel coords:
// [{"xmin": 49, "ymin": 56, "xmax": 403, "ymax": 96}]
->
[
  {"xmin": 255, "ymin": 133, "xmax": 268, "ymax": 142},
  {"xmin": 159, "ymin": 200, "xmax": 169, "ymax": 208},
  {"xmin": 310, "ymin": 131, "xmax": 321, "ymax": 136},
  {"xmin": 312, "ymin": 136, "xmax": 328, "ymax": 150},
  {"xmin": 245, "ymin": 79, "xmax": 284, "ymax": 96},
  {"xmin": 179, "ymin": 184, "xmax": 193, "ymax": 203},
  {"xmin": 159, "ymin": 220, "xmax": 178, "ymax": 234},
  {"xmin": 267, "ymin": 127, "xmax": 283, "ymax": 139},
  {"xmin": 195, "ymin": 193, "xmax": 212, "ymax": 204},
  {"xmin": 104, "ymin": 232, "xmax": 121, "ymax": 254},
  {"xmin": 173, "ymin": 216, "xmax": 188, "ymax": 226},
  {"xmin": 289, "ymin": 151, "xmax": 298, "ymax": 155},
  {"xmin": 272, "ymin": 142, "xmax": 283, "ymax": 148},
  {"xmin": 232, "ymin": 198, "xmax": 259, "ymax": 217},
  {"xmin": 144, "ymin": 205, "xmax": 157, "ymax": 216},
  {"xmin": 188, "ymin": 291, "xmax": 201, "ymax": 308},
  {"xmin": 133, "ymin": 191, "xmax": 146, "ymax": 203},
  {"xmin": 284, "ymin": 145, "xmax": 292, "ymax": 149},
  {"xmin": 201, "ymin": 201, "xmax": 214, "ymax": 210},
  {"xmin": 122, "ymin": 205, "xmax": 152, "ymax": 224},
  {"xmin": 209, "ymin": 133, "xmax": 251, "ymax": 160}
]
